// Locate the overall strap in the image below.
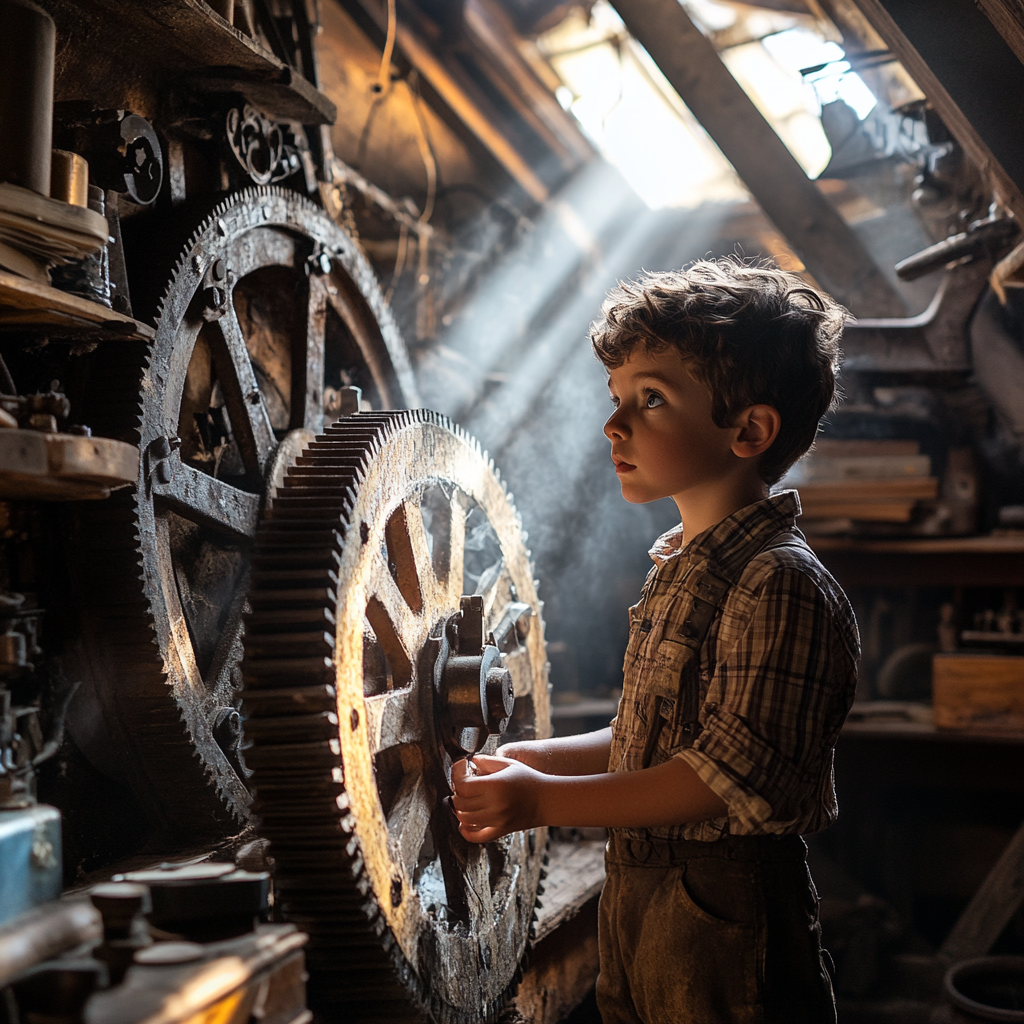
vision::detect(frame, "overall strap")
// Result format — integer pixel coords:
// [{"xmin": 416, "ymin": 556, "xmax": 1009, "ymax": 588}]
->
[
  {"xmin": 670, "ymin": 558, "xmax": 734, "ymax": 729},
  {"xmin": 639, "ymin": 558, "xmax": 735, "ymax": 767}
]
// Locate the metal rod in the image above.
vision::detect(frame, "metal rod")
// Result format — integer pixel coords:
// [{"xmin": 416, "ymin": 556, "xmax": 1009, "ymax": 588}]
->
[{"xmin": 0, "ymin": 0, "xmax": 56, "ymax": 196}]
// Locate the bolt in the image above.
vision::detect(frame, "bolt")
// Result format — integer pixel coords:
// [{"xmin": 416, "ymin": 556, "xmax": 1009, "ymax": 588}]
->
[
  {"xmin": 212, "ymin": 259, "xmax": 226, "ymax": 282},
  {"xmin": 203, "ymin": 286, "xmax": 226, "ymax": 315}
]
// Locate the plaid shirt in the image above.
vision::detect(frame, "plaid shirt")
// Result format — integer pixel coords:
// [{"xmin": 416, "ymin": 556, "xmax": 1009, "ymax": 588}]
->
[{"xmin": 608, "ymin": 491, "xmax": 859, "ymax": 842}]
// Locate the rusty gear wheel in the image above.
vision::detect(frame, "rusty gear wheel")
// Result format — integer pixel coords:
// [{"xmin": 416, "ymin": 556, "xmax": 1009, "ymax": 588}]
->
[
  {"xmin": 240, "ymin": 410, "xmax": 551, "ymax": 1022},
  {"xmin": 65, "ymin": 186, "xmax": 416, "ymax": 833}
]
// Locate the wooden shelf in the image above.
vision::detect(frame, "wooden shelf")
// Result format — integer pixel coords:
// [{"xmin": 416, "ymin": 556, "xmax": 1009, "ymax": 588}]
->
[
  {"xmin": 0, "ymin": 271, "xmax": 154, "ymax": 341},
  {"xmin": 842, "ymin": 718, "xmax": 1024, "ymax": 745},
  {"xmin": 810, "ymin": 535, "xmax": 1024, "ymax": 555},
  {"xmin": 809, "ymin": 534, "xmax": 1024, "ymax": 587},
  {"xmin": 38, "ymin": 0, "xmax": 336, "ymax": 125}
]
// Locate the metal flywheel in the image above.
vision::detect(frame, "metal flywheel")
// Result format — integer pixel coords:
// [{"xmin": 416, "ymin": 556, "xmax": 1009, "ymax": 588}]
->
[
  {"xmin": 240, "ymin": 410, "xmax": 552, "ymax": 1022},
  {"xmin": 64, "ymin": 186, "xmax": 416, "ymax": 832}
]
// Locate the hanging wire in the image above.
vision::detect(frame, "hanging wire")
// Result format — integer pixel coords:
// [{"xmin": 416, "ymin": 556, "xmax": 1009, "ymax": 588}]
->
[
  {"xmin": 386, "ymin": 222, "xmax": 410, "ymax": 303},
  {"xmin": 407, "ymin": 73, "xmax": 438, "ymax": 226},
  {"xmin": 356, "ymin": 0, "xmax": 398, "ymax": 170},
  {"xmin": 377, "ymin": 0, "xmax": 398, "ymax": 95}
]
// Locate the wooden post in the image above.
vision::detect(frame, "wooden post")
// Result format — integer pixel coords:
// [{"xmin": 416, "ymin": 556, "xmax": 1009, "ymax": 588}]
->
[{"xmin": 608, "ymin": 0, "xmax": 906, "ymax": 316}]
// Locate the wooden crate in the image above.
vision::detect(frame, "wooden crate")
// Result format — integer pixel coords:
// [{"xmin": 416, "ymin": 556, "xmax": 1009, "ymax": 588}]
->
[{"xmin": 932, "ymin": 654, "xmax": 1024, "ymax": 731}]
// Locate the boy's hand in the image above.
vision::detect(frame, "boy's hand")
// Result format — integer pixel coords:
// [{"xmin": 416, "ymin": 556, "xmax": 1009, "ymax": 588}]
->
[{"xmin": 450, "ymin": 754, "xmax": 545, "ymax": 843}]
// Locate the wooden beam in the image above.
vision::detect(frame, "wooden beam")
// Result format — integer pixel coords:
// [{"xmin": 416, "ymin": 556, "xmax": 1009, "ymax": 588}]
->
[
  {"xmin": 976, "ymin": 0, "xmax": 1024, "ymax": 68},
  {"xmin": 849, "ymin": 0, "xmax": 1024, "ymax": 225},
  {"xmin": 346, "ymin": 0, "xmax": 550, "ymax": 203},
  {"xmin": 940, "ymin": 817, "xmax": 1024, "ymax": 962},
  {"xmin": 461, "ymin": 0, "xmax": 594, "ymax": 171},
  {"xmin": 608, "ymin": 0, "xmax": 905, "ymax": 316}
]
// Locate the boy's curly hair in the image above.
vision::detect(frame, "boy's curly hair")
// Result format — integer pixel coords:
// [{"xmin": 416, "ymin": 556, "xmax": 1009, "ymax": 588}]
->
[{"xmin": 590, "ymin": 258, "xmax": 847, "ymax": 485}]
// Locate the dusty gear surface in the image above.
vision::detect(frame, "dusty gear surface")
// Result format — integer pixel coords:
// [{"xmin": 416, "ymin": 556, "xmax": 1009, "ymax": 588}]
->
[
  {"xmin": 65, "ymin": 186, "xmax": 416, "ymax": 834},
  {"xmin": 240, "ymin": 410, "xmax": 551, "ymax": 1022}
]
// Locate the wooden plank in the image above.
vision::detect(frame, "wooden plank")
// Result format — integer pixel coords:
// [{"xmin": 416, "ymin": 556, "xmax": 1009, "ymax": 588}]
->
[
  {"xmin": 849, "ymin": 0, "xmax": 1024, "ymax": 225},
  {"xmin": 810, "ymin": 535, "xmax": 1024, "ymax": 554},
  {"xmin": 976, "ymin": 0, "xmax": 1024, "ymax": 68},
  {"xmin": 607, "ymin": 0, "xmax": 905, "ymax": 316},
  {"xmin": 512, "ymin": 896, "xmax": 600, "ymax": 1024},
  {"xmin": 386, "ymin": 11, "xmax": 550, "ymax": 202},
  {"xmin": 37, "ymin": 0, "xmax": 335, "ymax": 124},
  {"xmin": 815, "ymin": 548, "xmax": 1024, "ymax": 589},
  {"xmin": 338, "ymin": 0, "xmax": 551, "ymax": 201},
  {"xmin": 940, "ymin": 818, "xmax": 1024, "ymax": 962},
  {"xmin": 462, "ymin": 0, "xmax": 594, "ymax": 171},
  {"xmin": 533, "ymin": 839, "xmax": 606, "ymax": 943},
  {"xmin": 0, "ymin": 270, "xmax": 155, "ymax": 340}
]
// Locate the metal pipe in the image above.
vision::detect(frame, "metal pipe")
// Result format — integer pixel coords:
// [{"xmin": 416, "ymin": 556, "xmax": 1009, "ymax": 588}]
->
[{"xmin": 0, "ymin": 0, "xmax": 56, "ymax": 196}]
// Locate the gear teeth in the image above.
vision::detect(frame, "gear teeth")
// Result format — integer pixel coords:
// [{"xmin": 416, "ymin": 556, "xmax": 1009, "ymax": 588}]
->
[
  {"xmin": 244, "ymin": 410, "xmax": 540, "ymax": 1024},
  {"xmin": 62, "ymin": 186, "xmax": 422, "ymax": 840}
]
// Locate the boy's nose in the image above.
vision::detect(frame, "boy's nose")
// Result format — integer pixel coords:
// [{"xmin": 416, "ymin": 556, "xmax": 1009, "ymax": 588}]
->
[{"xmin": 604, "ymin": 409, "xmax": 629, "ymax": 440}]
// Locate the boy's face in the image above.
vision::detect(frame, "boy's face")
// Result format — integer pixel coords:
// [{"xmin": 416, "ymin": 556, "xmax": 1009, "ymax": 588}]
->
[{"xmin": 604, "ymin": 348, "xmax": 745, "ymax": 505}]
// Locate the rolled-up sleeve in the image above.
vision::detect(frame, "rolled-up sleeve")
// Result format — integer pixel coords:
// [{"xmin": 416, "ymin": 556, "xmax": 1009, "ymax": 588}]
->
[{"xmin": 676, "ymin": 566, "xmax": 848, "ymax": 833}]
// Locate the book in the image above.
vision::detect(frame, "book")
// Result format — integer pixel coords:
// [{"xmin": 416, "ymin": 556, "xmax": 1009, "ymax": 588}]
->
[
  {"xmin": 786, "ymin": 454, "xmax": 931, "ymax": 483},
  {"xmin": 796, "ymin": 477, "xmax": 939, "ymax": 503},
  {"xmin": 813, "ymin": 439, "xmax": 920, "ymax": 458},
  {"xmin": 798, "ymin": 500, "xmax": 915, "ymax": 522}
]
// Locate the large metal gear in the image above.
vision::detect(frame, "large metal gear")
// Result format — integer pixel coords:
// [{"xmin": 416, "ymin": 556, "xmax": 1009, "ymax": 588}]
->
[
  {"xmin": 64, "ymin": 186, "xmax": 416, "ymax": 833},
  {"xmin": 240, "ymin": 410, "xmax": 551, "ymax": 1023}
]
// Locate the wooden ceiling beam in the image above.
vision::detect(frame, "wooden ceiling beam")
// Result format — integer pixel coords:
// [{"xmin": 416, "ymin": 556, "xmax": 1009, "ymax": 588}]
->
[
  {"xmin": 849, "ymin": 0, "xmax": 1024, "ymax": 225},
  {"xmin": 609, "ymin": 0, "xmax": 906, "ymax": 316}
]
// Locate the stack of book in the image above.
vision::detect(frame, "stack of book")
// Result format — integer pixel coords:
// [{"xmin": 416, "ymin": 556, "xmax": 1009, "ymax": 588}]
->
[{"xmin": 781, "ymin": 439, "xmax": 938, "ymax": 532}]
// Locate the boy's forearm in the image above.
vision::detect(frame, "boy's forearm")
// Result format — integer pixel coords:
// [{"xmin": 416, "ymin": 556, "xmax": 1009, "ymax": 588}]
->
[
  {"xmin": 500, "ymin": 727, "xmax": 612, "ymax": 776},
  {"xmin": 536, "ymin": 757, "xmax": 727, "ymax": 829}
]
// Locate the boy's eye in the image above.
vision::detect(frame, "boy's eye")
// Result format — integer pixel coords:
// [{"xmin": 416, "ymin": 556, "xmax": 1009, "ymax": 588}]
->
[
  {"xmin": 608, "ymin": 394, "xmax": 620, "ymax": 408},
  {"xmin": 645, "ymin": 391, "xmax": 665, "ymax": 409}
]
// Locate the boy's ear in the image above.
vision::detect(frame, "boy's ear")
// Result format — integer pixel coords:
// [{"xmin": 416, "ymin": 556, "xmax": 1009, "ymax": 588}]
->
[{"xmin": 732, "ymin": 404, "xmax": 781, "ymax": 460}]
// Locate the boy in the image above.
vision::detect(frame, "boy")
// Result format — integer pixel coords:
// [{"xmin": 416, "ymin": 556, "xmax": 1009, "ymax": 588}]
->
[{"xmin": 451, "ymin": 258, "xmax": 860, "ymax": 1024}]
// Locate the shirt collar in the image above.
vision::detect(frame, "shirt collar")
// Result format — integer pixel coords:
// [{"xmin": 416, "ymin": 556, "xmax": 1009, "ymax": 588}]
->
[{"xmin": 648, "ymin": 490, "xmax": 802, "ymax": 574}]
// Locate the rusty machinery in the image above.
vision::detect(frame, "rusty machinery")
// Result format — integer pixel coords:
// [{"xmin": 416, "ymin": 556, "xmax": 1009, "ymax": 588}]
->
[{"xmin": 0, "ymin": 0, "xmax": 551, "ymax": 1018}]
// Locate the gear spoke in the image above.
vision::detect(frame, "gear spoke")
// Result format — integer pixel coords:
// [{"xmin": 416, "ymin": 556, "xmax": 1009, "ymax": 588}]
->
[
  {"xmin": 368, "ymin": 555, "xmax": 422, "ymax": 672},
  {"xmin": 364, "ymin": 686, "xmax": 423, "ymax": 753},
  {"xmin": 384, "ymin": 500, "xmax": 432, "ymax": 614},
  {"xmin": 152, "ymin": 457, "xmax": 261, "ymax": 539},
  {"xmin": 215, "ymin": 303, "xmax": 277, "ymax": 473},
  {"xmin": 325, "ymin": 288, "xmax": 392, "ymax": 409},
  {"xmin": 427, "ymin": 494, "xmax": 466, "ymax": 606},
  {"xmin": 302, "ymin": 275, "xmax": 328, "ymax": 432},
  {"xmin": 390, "ymin": 772, "xmax": 432, "ymax": 879}
]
